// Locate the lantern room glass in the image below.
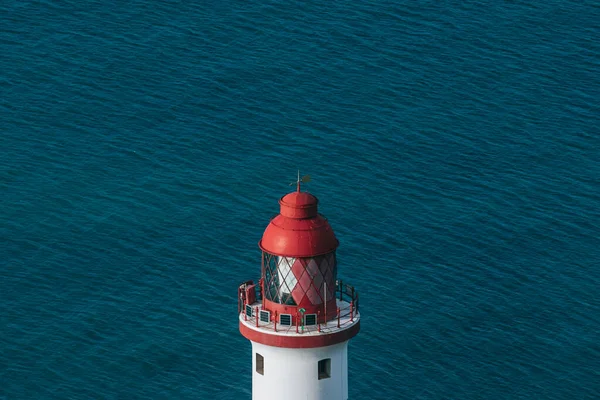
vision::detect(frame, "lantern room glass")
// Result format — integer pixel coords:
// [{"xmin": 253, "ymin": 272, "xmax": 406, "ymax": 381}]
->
[
  {"xmin": 263, "ymin": 252, "xmax": 337, "ymax": 307},
  {"xmin": 277, "ymin": 256, "xmax": 298, "ymax": 300}
]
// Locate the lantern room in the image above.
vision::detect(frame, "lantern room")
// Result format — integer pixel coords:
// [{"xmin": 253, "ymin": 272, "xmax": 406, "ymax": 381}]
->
[{"xmin": 258, "ymin": 189, "xmax": 339, "ymax": 323}]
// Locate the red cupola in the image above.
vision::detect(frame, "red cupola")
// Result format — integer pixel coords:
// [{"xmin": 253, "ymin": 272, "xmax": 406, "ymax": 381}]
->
[
  {"xmin": 259, "ymin": 191, "xmax": 338, "ymax": 257},
  {"xmin": 257, "ymin": 180, "xmax": 339, "ymax": 323}
]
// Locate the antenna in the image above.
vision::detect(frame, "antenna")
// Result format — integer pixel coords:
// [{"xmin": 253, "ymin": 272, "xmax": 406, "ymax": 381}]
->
[{"xmin": 289, "ymin": 171, "xmax": 311, "ymax": 191}]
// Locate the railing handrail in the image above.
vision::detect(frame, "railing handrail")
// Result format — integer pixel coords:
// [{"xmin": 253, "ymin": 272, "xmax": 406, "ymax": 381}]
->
[
  {"xmin": 240, "ymin": 279, "xmax": 359, "ymax": 324},
  {"xmin": 336, "ymin": 280, "xmax": 359, "ymax": 313},
  {"xmin": 242, "ymin": 303, "xmax": 358, "ymax": 332}
]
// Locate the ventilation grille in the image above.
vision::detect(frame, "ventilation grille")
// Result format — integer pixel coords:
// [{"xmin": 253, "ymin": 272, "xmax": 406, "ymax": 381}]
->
[
  {"xmin": 279, "ymin": 314, "xmax": 292, "ymax": 326},
  {"xmin": 304, "ymin": 314, "xmax": 317, "ymax": 326},
  {"xmin": 259, "ymin": 310, "xmax": 270, "ymax": 324},
  {"xmin": 245, "ymin": 304, "xmax": 253, "ymax": 317}
]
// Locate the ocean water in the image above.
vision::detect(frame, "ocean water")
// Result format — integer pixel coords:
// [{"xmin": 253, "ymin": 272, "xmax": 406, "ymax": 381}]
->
[{"xmin": 1, "ymin": 0, "xmax": 599, "ymax": 399}]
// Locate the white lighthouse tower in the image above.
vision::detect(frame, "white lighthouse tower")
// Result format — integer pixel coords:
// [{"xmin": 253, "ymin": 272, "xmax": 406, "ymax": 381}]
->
[{"xmin": 238, "ymin": 176, "xmax": 360, "ymax": 400}]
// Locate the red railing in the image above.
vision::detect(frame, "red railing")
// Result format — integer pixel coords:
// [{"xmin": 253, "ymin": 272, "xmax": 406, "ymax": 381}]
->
[
  {"xmin": 336, "ymin": 280, "xmax": 359, "ymax": 314},
  {"xmin": 238, "ymin": 279, "xmax": 359, "ymax": 332}
]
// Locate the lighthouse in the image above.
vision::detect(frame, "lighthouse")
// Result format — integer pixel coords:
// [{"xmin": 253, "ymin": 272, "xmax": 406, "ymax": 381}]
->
[{"xmin": 238, "ymin": 176, "xmax": 360, "ymax": 400}]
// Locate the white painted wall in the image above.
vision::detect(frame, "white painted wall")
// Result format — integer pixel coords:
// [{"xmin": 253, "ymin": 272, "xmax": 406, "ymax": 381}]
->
[{"xmin": 251, "ymin": 340, "xmax": 349, "ymax": 400}]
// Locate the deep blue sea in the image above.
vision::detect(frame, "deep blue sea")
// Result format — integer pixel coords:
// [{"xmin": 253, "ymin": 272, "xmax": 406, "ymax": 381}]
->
[{"xmin": 1, "ymin": 1, "xmax": 599, "ymax": 399}]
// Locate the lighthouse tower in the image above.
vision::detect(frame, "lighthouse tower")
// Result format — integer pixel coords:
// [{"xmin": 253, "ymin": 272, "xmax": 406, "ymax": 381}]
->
[{"xmin": 238, "ymin": 176, "xmax": 360, "ymax": 400}]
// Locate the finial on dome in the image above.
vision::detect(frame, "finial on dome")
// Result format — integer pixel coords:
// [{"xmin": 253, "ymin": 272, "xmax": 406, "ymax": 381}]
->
[{"xmin": 289, "ymin": 171, "xmax": 311, "ymax": 192}]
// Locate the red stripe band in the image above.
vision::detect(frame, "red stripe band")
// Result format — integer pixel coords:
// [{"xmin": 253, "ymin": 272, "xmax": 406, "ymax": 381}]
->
[{"xmin": 239, "ymin": 321, "xmax": 360, "ymax": 348}]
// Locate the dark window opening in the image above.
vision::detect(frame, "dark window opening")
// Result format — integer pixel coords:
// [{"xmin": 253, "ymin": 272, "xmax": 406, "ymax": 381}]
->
[
  {"xmin": 280, "ymin": 314, "xmax": 292, "ymax": 326},
  {"xmin": 318, "ymin": 358, "xmax": 331, "ymax": 380},
  {"xmin": 259, "ymin": 310, "xmax": 270, "ymax": 323},
  {"xmin": 256, "ymin": 353, "xmax": 264, "ymax": 375},
  {"xmin": 304, "ymin": 313, "xmax": 317, "ymax": 326}
]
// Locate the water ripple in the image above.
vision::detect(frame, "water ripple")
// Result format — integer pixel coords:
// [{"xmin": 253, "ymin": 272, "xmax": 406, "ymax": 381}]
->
[{"xmin": 2, "ymin": 0, "xmax": 600, "ymax": 399}]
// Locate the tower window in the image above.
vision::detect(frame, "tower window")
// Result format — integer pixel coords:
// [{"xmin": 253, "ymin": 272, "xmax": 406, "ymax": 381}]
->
[
  {"xmin": 280, "ymin": 313, "xmax": 292, "ymax": 326},
  {"xmin": 318, "ymin": 358, "xmax": 331, "ymax": 380},
  {"xmin": 304, "ymin": 313, "xmax": 317, "ymax": 326},
  {"xmin": 259, "ymin": 310, "xmax": 270, "ymax": 324},
  {"xmin": 256, "ymin": 353, "xmax": 264, "ymax": 375}
]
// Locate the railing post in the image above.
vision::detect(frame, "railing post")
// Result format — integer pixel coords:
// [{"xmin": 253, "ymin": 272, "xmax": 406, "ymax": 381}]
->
[
  {"xmin": 296, "ymin": 313, "xmax": 299, "ymax": 334},
  {"xmin": 350, "ymin": 301, "xmax": 354, "ymax": 322},
  {"xmin": 244, "ymin": 300, "xmax": 247, "ymax": 321},
  {"xmin": 318, "ymin": 311, "xmax": 321, "ymax": 332},
  {"xmin": 260, "ymin": 278, "xmax": 264, "ymax": 308},
  {"xmin": 274, "ymin": 311, "xmax": 277, "ymax": 332},
  {"xmin": 337, "ymin": 307, "xmax": 341, "ymax": 328},
  {"xmin": 255, "ymin": 307, "xmax": 259, "ymax": 327}
]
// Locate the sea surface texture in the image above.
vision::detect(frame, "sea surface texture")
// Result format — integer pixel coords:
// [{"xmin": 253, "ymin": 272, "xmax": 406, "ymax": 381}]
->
[{"xmin": 1, "ymin": 1, "xmax": 599, "ymax": 399}]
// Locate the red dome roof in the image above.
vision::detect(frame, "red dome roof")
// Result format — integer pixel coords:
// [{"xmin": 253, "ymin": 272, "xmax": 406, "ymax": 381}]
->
[
  {"xmin": 281, "ymin": 191, "xmax": 318, "ymax": 206},
  {"xmin": 279, "ymin": 191, "xmax": 318, "ymax": 219},
  {"xmin": 259, "ymin": 191, "xmax": 338, "ymax": 257}
]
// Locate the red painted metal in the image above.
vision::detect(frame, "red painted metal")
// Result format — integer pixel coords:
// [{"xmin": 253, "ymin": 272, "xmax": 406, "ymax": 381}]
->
[
  {"xmin": 239, "ymin": 320, "xmax": 360, "ymax": 349},
  {"xmin": 259, "ymin": 217, "xmax": 338, "ymax": 257},
  {"xmin": 259, "ymin": 191, "xmax": 339, "ymax": 258},
  {"xmin": 245, "ymin": 284, "xmax": 256, "ymax": 305},
  {"xmin": 279, "ymin": 191, "xmax": 318, "ymax": 218},
  {"xmin": 238, "ymin": 280, "xmax": 253, "ymax": 313}
]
